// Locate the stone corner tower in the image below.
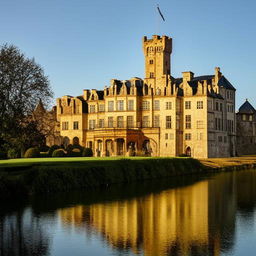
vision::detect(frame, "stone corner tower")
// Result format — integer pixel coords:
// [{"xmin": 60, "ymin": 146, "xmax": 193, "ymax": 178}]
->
[{"xmin": 143, "ymin": 35, "xmax": 172, "ymax": 89}]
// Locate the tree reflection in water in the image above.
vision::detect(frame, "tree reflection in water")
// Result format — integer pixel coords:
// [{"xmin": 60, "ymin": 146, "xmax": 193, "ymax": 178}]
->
[{"xmin": 0, "ymin": 208, "xmax": 51, "ymax": 256}]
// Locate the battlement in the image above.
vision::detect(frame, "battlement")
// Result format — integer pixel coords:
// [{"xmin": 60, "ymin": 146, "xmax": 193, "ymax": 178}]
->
[{"xmin": 143, "ymin": 35, "xmax": 172, "ymax": 42}]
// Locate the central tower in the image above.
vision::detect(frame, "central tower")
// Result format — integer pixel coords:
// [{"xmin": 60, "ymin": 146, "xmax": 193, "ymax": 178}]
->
[{"xmin": 143, "ymin": 35, "xmax": 172, "ymax": 89}]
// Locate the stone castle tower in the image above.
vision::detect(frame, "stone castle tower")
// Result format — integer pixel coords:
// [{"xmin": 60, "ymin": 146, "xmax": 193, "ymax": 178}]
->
[{"xmin": 143, "ymin": 35, "xmax": 172, "ymax": 89}]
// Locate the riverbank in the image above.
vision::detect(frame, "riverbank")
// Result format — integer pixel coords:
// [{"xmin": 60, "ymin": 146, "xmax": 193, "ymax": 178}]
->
[{"xmin": 1, "ymin": 156, "xmax": 256, "ymax": 199}]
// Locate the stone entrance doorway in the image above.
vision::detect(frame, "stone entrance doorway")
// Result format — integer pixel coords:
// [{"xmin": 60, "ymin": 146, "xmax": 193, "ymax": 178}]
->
[
  {"xmin": 185, "ymin": 146, "xmax": 191, "ymax": 157},
  {"xmin": 116, "ymin": 138, "xmax": 125, "ymax": 156},
  {"xmin": 106, "ymin": 140, "xmax": 113, "ymax": 156}
]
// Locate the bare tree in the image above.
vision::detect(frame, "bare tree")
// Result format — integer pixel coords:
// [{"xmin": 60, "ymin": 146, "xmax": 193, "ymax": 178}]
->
[{"xmin": 0, "ymin": 44, "xmax": 53, "ymax": 152}]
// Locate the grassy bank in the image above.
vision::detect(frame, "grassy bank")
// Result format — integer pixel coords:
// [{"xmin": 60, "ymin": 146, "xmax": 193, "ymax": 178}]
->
[
  {"xmin": 1, "ymin": 156, "xmax": 256, "ymax": 200},
  {"xmin": 0, "ymin": 157, "xmax": 203, "ymax": 199}
]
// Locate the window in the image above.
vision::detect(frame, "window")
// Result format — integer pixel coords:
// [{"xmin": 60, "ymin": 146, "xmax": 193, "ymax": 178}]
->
[
  {"xmin": 73, "ymin": 121, "xmax": 79, "ymax": 130},
  {"xmin": 220, "ymin": 103, "xmax": 223, "ymax": 112},
  {"xmin": 62, "ymin": 122, "xmax": 69, "ymax": 130},
  {"xmin": 185, "ymin": 133, "xmax": 191, "ymax": 140},
  {"xmin": 89, "ymin": 105, "xmax": 96, "ymax": 113},
  {"xmin": 166, "ymin": 102, "xmax": 172, "ymax": 110},
  {"xmin": 169, "ymin": 133, "xmax": 174, "ymax": 140},
  {"xmin": 98, "ymin": 104, "xmax": 105, "ymax": 112},
  {"xmin": 117, "ymin": 100, "xmax": 124, "ymax": 111},
  {"xmin": 196, "ymin": 120, "xmax": 203, "ymax": 129},
  {"xmin": 89, "ymin": 120, "xmax": 96, "ymax": 130},
  {"xmin": 185, "ymin": 101, "xmax": 191, "ymax": 109},
  {"xmin": 128, "ymin": 100, "xmax": 134, "ymax": 111},
  {"xmin": 99, "ymin": 119, "xmax": 104, "ymax": 128},
  {"xmin": 208, "ymin": 100, "xmax": 212, "ymax": 110},
  {"xmin": 127, "ymin": 116, "xmax": 134, "ymax": 128},
  {"xmin": 197, "ymin": 133, "xmax": 203, "ymax": 140},
  {"xmin": 216, "ymin": 102, "xmax": 219, "ymax": 111},
  {"xmin": 197, "ymin": 101, "xmax": 203, "ymax": 109},
  {"xmin": 108, "ymin": 117, "xmax": 113, "ymax": 128},
  {"xmin": 249, "ymin": 115, "xmax": 253, "ymax": 121},
  {"xmin": 153, "ymin": 115, "xmax": 160, "ymax": 127},
  {"xmin": 166, "ymin": 116, "xmax": 172, "ymax": 129},
  {"xmin": 149, "ymin": 59, "xmax": 153, "ymax": 64},
  {"xmin": 218, "ymin": 136, "xmax": 223, "ymax": 142},
  {"xmin": 150, "ymin": 72, "xmax": 154, "ymax": 78},
  {"xmin": 154, "ymin": 100, "xmax": 160, "ymax": 110},
  {"xmin": 165, "ymin": 133, "xmax": 168, "ymax": 140},
  {"xmin": 142, "ymin": 101, "xmax": 150, "ymax": 110},
  {"xmin": 108, "ymin": 101, "xmax": 114, "ymax": 111},
  {"xmin": 242, "ymin": 114, "xmax": 246, "ymax": 121},
  {"xmin": 185, "ymin": 115, "xmax": 191, "ymax": 129},
  {"xmin": 117, "ymin": 116, "xmax": 124, "ymax": 128},
  {"xmin": 156, "ymin": 89, "xmax": 161, "ymax": 95},
  {"xmin": 142, "ymin": 116, "xmax": 150, "ymax": 128}
]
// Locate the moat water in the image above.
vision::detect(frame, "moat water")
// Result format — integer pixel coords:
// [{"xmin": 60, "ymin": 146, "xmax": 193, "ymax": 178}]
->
[{"xmin": 1, "ymin": 170, "xmax": 256, "ymax": 256}]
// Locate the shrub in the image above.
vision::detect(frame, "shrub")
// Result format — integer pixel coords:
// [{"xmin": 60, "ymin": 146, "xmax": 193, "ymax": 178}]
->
[
  {"xmin": 66, "ymin": 144, "xmax": 74, "ymax": 156},
  {"xmin": 179, "ymin": 154, "xmax": 188, "ymax": 157},
  {"xmin": 24, "ymin": 147, "xmax": 40, "ymax": 158},
  {"xmin": 82, "ymin": 148, "xmax": 93, "ymax": 157},
  {"xmin": 0, "ymin": 151, "xmax": 7, "ymax": 160},
  {"xmin": 70, "ymin": 148, "xmax": 82, "ymax": 157},
  {"xmin": 135, "ymin": 150, "xmax": 146, "ymax": 157},
  {"xmin": 7, "ymin": 148, "xmax": 20, "ymax": 159},
  {"xmin": 40, "ymin": 145, "xmax": 50, "ymax": 152},
  {"xmin": 52, "ymin": 149, "xmax": 66, "ymax": 157},
  {"xmin": 40, "ymin": 152, "xmax": 49, "ymax": 158},
  {"xmin": 48, "ymin": 145, "xmax": 60, "ymax": 157}
]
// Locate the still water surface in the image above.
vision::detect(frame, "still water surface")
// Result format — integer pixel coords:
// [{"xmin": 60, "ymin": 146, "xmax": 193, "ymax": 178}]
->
[{"xmin": 1, "ymin": 170, "xmax": 256, "ymax": 256}]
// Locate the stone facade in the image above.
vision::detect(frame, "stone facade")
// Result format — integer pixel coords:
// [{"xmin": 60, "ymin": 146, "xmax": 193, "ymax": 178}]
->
[
  {"xmin": 55, "ymin": 35, "xmax": 236, "ymax": 158},
  {"xmin": 236, "ymin": 100, "xmax": 256, "ymax": 155}
]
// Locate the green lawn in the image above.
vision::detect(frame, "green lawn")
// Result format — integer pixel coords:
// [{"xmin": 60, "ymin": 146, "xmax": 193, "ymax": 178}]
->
[{"xmin": 0, "ymin": 156, "xmax": 179, "ymax": 168}]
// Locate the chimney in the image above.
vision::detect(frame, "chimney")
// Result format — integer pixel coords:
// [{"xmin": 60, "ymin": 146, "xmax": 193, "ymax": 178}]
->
[
  {"xmin": 182, "ymin": 71, "xmax": 194, "ymax": 82},
  {"xmin": 215, "ymin": 67, "xmax": 222, "ymax": 85},
  {"xmin": 83, "ymin": 89, "xmax": 89, "ymax": 100}
]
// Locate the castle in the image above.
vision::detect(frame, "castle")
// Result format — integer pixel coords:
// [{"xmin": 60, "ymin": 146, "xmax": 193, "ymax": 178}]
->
[{"xmin": 53, "ymin": 35, "xmax": 236, "ymax": 158}]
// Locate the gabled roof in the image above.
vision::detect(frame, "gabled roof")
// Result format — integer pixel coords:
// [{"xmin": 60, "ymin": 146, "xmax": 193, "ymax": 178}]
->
[
  {"xmin": 96, "ymin": 90, "xmax": 104, "ymax": 100},
  {"xmin": 193, "ymin": 75, "xmax": 214, "ymax": 81},
  {"xmin": 238, "ymin": 100, "xmax": 256, "ymax": 114},
  {"xmin": 218, "ymin": 76, "xmax": 236, "ymax": 90},
  {"xmin": 34, "ymin": 99, "xmax": 45, "ymax": 113}
]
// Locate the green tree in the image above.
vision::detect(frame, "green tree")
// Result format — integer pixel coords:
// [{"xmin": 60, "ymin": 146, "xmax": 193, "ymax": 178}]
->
[{"xmin": 0, "ymin": 44, "xmax": 53, "ymax": 153}]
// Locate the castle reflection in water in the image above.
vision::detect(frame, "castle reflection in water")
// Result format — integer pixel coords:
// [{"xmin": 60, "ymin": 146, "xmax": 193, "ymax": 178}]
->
[
  {"xmin": 59, "ymin": 171, "xmax": 256, "ymax": 256},
  {"xmin": 1, "ymin": 170, "xmax": 256, "ymax": 256}
]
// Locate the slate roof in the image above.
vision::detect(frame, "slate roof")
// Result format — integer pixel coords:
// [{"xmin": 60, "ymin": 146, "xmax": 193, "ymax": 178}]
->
[
  {"xmin": 218, "ymin": 76, "xmax": 236, "ymax": 90},
  {"xmin": 96, "ymin": 90, "xmax": 104, "ymax": 100},
  {"xmin": 238, "ymin": 100, "xmax": 256, "ymax": 114},
  {"xmin": 34, "ymin": 99, "xmax": 45, "ymax": 113}
]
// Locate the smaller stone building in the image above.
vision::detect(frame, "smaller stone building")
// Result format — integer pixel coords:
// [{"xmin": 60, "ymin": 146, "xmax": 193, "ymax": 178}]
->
[
  {"xmin": 236, "ymin": 99, "xmax": 256, "ymax": 155},
  {"xmin": 33, "ymin": 100, "xmax": 61, "ymax": 146}
]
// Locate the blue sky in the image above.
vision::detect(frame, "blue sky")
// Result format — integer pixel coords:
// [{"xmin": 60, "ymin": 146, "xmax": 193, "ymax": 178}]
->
[{"xmin": 1, "ymin": 0, "xmax": 256, "ymax": 108}]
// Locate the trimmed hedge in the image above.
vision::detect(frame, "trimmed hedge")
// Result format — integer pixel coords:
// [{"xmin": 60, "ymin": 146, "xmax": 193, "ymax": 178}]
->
[
  {"xmin": 7, "ymin": 148, "xmax": 20, "ymax": 159},
  {"xmin": 49, "ymin": 145, "xmax": 60, "ymax": 157},
  {"xmin": 40, "ymin": 152, "xmax": 49, "ymax": 158},
  {"xmin": 24, "ymin": 147, "xmax": 40, "ymax": 158},
  {"xmin": 70, "ymin": 148, "xmax": 82, "ymax": 157},
  {"xmin": 82, "ymin": 148, "xmax": 93, "ymax": 157},
  {"xmin": 0, "ymin": 158, "xmax": 205, "ymax": 197},
  {"xmin": 52, "ymin": 149, "xmax": 66, "ymax": 157},
  {"xmin": 0, "ymin": 151, "xmax": 7, "ymax": 160}
]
